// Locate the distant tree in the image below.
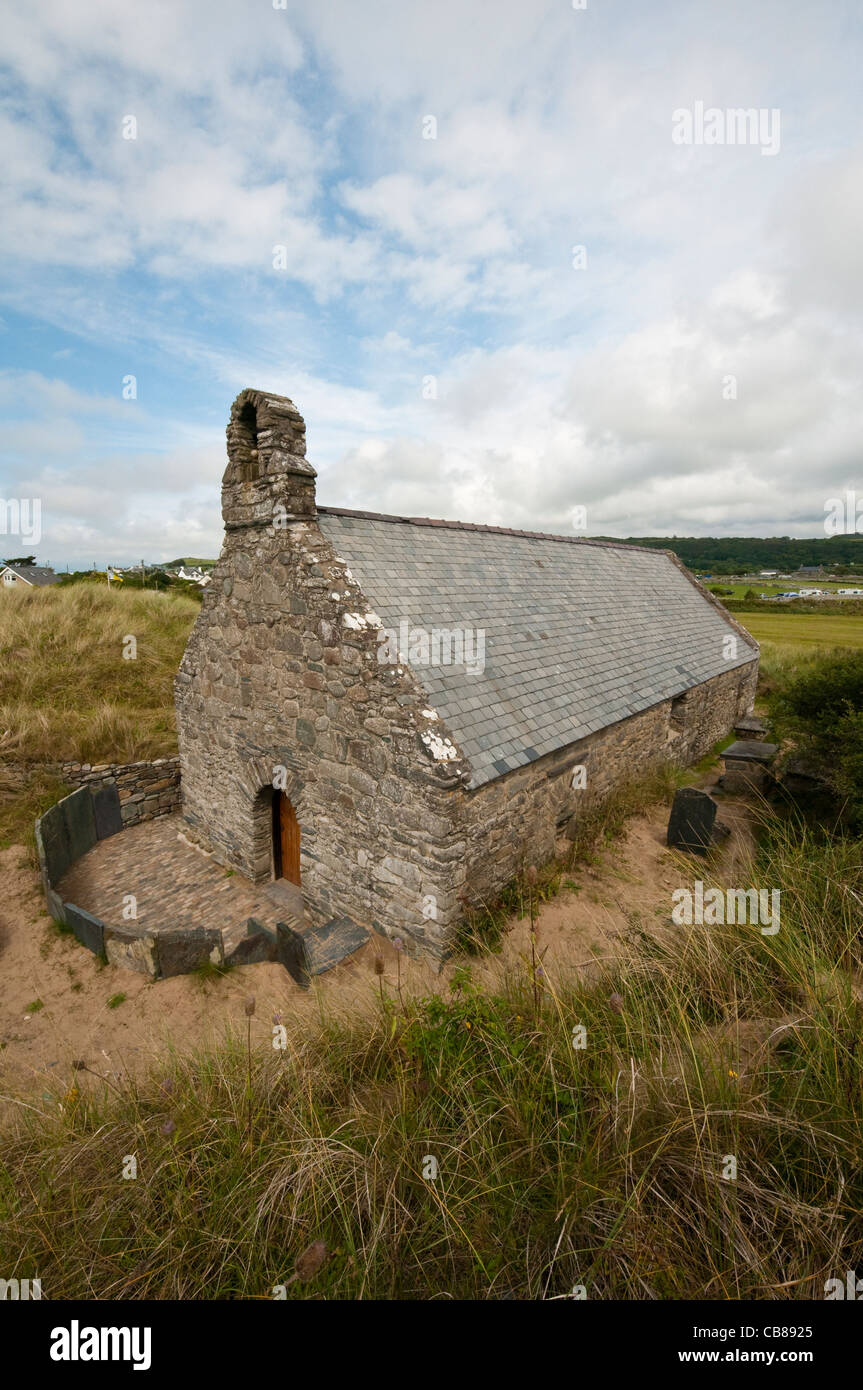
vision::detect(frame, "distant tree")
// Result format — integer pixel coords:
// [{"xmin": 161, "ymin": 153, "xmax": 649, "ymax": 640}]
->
[
  {"xmin": 4, "ymin": 555, "xmax": 37, "ymax": 566},
  {"xmin": 620, "ymin": 534, "xmax": 863, "ymax": 575}
]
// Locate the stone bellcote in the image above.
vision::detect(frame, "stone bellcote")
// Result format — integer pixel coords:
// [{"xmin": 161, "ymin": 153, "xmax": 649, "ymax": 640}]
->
[{"xmin": 222, "ymin": 388, "xmax": 317, "ymax": 531}]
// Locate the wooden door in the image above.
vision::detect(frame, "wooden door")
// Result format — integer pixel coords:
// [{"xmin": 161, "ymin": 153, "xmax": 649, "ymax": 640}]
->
[{"xmin": 275, "ymin": 793, "xmax": 301, "ymax": 886}]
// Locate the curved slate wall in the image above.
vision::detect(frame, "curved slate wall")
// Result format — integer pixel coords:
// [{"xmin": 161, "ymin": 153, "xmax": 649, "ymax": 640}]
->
[{"xmin": 34, "ymin": 763, "xmax": 218, "ymax": 980}]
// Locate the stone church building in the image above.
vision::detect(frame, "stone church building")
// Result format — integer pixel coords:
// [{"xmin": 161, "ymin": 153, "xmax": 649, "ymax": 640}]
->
[{"xmin": 175, "ymin": 388, "xmax": 759, "ymax": 963}]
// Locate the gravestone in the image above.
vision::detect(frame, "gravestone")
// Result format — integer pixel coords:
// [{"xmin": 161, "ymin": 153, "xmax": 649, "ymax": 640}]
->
[
  {"xmin": 719, "ymin": 740, "xmax": 778, "ymax": 793},
  {"xmin": 666, "ymin": 787, "xmax": 720, "ymax": 853},
  {"xmin": 733, "ymin": 715, "xmax": 769, "ymax": 740},
  {"xmin": 776, "ymin": 754, "xmax": 838, "ymax": 815}
]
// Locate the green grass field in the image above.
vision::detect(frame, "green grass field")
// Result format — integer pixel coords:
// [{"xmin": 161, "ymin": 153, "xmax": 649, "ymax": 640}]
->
[
  {"xmin": 741, "ymin": 610, "xmax": 863, "ymax": 650},
  {"xmin": 704, "ymin": 580, "xmax": 862, "ymax": 599},
  {"xmin": 734, "ymin": 610, "xmax": 863, "ymax": 697}
]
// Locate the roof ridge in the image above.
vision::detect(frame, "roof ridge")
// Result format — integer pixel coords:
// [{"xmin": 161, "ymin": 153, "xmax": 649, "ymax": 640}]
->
[{"xmin": 315, "ymin": 505, "xmax": 666, "ymax": 555}]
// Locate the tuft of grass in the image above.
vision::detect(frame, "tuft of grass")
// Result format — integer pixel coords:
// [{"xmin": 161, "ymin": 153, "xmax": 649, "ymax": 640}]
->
[
  {"xmin": 106, "ymin": 993, "xmax": 127, "ymax": 1010},
  {"xmin": 194, "ymin": 958, "xmax": 234, "ymax": 987},
  {"xmin": 44, "ymin": 913, "xmax": 73, "ymax": 940},
  {"xmin": 564, "ymin": 763, "xmax": 680, "ymax": 863},
  {"xmin": 24, "ymin": 999, "xmax": 44, "ymax": 1014}
]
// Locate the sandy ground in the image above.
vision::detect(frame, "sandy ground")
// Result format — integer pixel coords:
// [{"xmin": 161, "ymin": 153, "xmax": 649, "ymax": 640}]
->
[{"xmin": 0, "ymin": 781, "xmax": 757, "ymax": 1103}]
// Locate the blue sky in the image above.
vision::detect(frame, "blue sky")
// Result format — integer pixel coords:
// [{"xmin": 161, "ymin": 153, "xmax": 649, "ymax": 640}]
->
[{"xmin": 1, "ymin": 0, "xmax": 862, "ymax": 568}]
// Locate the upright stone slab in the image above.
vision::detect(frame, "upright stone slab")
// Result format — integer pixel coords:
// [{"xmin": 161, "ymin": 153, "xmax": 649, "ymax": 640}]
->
[
  {"xmin": 224, "ymin": 919, "xmax": 279, "ymax": 967},
  {"xmin": 35, "ymin": 821, "xmax": 67, "ymax": 922},
  {"xmin": 277, "ymin": 916, "xmax": 369, "ymax": 987},
  {"xmin": 277, "ymin": 920, "xmax": 310, "ymax": 987},
  {"xmin": 157, "ymin": 927, "xmax": 223, "ymax": 977},
  {"xmin": 91, "ymin": 783, "xmax": 124, "ymax": 840},
  {"xmin": 45, "ymin": 886, "xmax": 65, "ymax": 924},
  {"xmin": 667, "ymin": 787, "xmax": 718, "ymax": 853},
  {"xmin": 61, "ymin": 786, "xmax": 97, "ymax": 864},
  {"xmin": 34, "ymin": 818, "xmax": 49, "ymax": 878},
  {"xmin": 104, "ymin": 924, "xmax": 159, "ymax": 976},
  {"xmin": 37, "ymin": 804, "xmax": 73, "ymax": 885},
  {"xmin": 63, "ymin": 902, "xmax": 105, "ymax": 956}
]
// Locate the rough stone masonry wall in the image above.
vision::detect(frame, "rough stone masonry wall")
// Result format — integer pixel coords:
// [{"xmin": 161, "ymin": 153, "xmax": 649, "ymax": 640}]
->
[
  {"xmin": 460, "ymin": 659, "xmax": 759, "ymax": 910},
  {"xmin": 175, "ymin": 389, "xmax": 471, "ymax": 964},
  {"xmin": 60, "ymin": 758, "xmax": 181, "ymax": 825}
]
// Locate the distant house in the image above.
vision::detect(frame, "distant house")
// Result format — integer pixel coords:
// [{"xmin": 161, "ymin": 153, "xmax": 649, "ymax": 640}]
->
[
  {"xmin": 797, "ymin": 565, "xmax": 824, "ymax": 576},
  {"xmin": 759, "ymin": 570, "xmax": 779, "ymax": 578},
  {"xmin": 174, "ymin": 565, "xmax": 212, "ymax": 586},
  {"xmin": 0, "ymin": 563, "xmax": 60, "ymax": 590}
]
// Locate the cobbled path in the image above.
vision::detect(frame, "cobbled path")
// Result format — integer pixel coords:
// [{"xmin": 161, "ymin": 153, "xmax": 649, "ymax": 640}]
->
[{"xmin": 57, "ymin": 813, "xmax": 304, "ymax": 953}]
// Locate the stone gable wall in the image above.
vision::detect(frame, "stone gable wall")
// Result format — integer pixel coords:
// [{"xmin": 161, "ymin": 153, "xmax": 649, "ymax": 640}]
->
[
  {"xmin": 176, "ymin": 522, "xmax": 471, "ymax": 961},
  {"xmin": 175, "ymin": 391, "xmax": 472, "ymax": 963}
]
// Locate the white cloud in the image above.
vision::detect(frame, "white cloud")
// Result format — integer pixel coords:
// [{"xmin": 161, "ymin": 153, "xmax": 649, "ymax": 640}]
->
[{"xmin": 1, "ymin": 0, "xmax": 862, "ymax": 563}]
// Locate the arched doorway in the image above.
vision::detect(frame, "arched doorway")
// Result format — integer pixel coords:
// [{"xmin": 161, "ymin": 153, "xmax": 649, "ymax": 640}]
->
[{"xmin": 272, "ymin": 791, "xmax": 301, "ymax": 885}]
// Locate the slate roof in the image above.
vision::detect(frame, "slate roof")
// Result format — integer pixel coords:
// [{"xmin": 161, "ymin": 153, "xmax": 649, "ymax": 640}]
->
[
  {"xmin": 316, "ymin": 508, "xmax": 759, "ymax": 789},
  {"xmin": 0, "ymin": 564, "xmax": 59, "ymax": 587}
]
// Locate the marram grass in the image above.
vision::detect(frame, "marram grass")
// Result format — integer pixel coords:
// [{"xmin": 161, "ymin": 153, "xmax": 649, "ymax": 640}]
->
[
  {"xmin": 0, "ymin": 582, "xmax": 198, "ymax": 764},
  {"xmin": 1, "ymin": 816, "xmax": 861, "ymax": 1300}
]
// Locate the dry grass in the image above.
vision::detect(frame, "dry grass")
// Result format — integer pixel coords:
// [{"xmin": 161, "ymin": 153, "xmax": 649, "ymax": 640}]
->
[
  {"xmin": 1, "ymin": 814, "xmax": 860, "ymax": 1299},
  {"xmin": 0, "ymin": 583, "xmax": 198, "ymax": 764}
]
